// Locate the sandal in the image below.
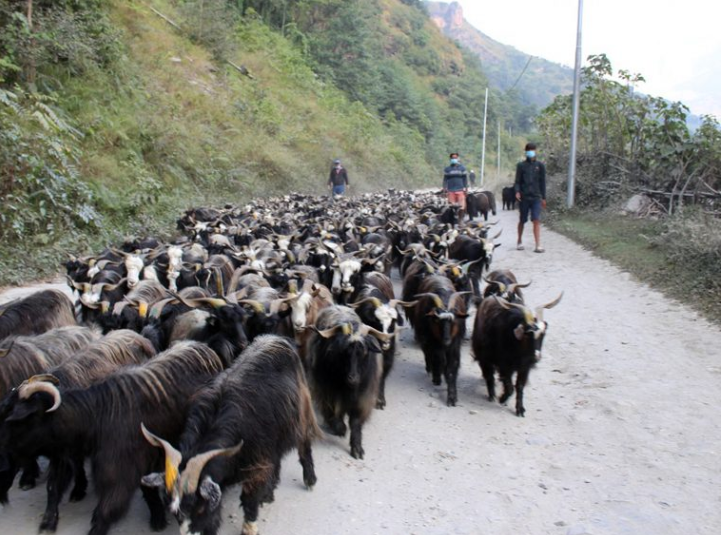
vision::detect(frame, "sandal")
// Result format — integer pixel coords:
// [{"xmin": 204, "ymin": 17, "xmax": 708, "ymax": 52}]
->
[
  {"xmin": 534, "ymin": 247, "xmax": 545, "ymax": 253},
  {"xmin": 516, "ymin": 244, "xmax": 525, "ymax": 250}
]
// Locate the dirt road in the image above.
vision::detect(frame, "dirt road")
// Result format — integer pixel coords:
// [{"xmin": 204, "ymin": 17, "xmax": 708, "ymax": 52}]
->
[{"xmin": 1, "ymin": 206, "xmax": 720, "ymax": 535}]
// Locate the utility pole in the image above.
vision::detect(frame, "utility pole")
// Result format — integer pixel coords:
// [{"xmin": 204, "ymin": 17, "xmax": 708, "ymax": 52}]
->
[
  {"xmin": 567, "ymin": 0, "xmax": 584, "ymax": 208},
  {"xmin": 497, "ymin": 119, "xmax": 501, "ymax": 181},
  {"xmin": 480, "ymin": 87, "xmax": 488, "ymax": 187}
]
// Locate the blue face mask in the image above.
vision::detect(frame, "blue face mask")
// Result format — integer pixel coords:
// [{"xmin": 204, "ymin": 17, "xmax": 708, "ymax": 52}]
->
[
  {"xmin": 450, "ymin": 158, "xmax": 459, "ymax": 165},
  {"xmin": 526, "ymin": 151, "xmax": 536, "ymax": 159}
]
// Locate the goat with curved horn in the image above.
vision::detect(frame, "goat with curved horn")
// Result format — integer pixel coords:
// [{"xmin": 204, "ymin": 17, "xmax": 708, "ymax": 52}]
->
[
  {"xmin": 17, "ymin": 380, "xmax": 62, "ymax": 412},
  {"xmin": 535, "ymin": 291, "xmax": 564, "ymax": 322}
]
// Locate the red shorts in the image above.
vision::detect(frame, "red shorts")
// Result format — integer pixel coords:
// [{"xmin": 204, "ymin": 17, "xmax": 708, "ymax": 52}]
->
[{"xmin": 447, "ymin": 191, "xmax": 466, "ymax": 209}]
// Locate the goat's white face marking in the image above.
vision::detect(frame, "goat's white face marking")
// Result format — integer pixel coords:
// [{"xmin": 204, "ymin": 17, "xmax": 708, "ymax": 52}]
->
[
  {"xmin": 168, "ymin": 246, "xmax": 184, "ymax": 272},
  {"xmin": 87, "ymin": 264, "xmax": 101, "ymax": 279},
  {"xmin": 125, "ymin": 255, "xmax": 144, "ymax": 288},
  {"xmin": 339, "ymin": 260, "xmax": 361, "ymax": 288},
  {"xmin": 374, "ymin": 305, "xmax": 397, "ymax": 335},
  {"xmin": 292, "ymin": 292, "xmax": 313, "ymax": 331}
]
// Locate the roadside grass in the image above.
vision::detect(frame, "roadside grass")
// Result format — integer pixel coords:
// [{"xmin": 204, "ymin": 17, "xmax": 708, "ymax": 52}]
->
[{"xmin": 547, "ymin": 210, "xmax": 721, "ymax": 321}]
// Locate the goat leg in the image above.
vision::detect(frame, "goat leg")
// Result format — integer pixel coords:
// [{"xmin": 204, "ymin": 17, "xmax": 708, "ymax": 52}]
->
[
  {"xmin": 298, "ymin": 438, "xmax": 317, "ymax": 489},
  {"xmin": 348, "ymin": 408, "xmax": 365, "ymax": 460},
  {"xmin": 40, "ymin": 457, "xmax": 74, "ymax": 532},
  {"xmin": 18, "ymin": 457, "xmax": 40, "ymax": 490}
]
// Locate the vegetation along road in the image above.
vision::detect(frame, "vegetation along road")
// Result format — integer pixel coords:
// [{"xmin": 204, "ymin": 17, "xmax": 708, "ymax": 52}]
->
[{"xmin": 1, "ymin": 205, "xmax": 719, "ymax": 535}]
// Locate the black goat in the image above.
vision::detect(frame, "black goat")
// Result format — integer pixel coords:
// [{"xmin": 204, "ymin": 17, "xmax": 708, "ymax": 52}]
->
[
  {"xmin": 502, "ymin": 186, "xmax": 516, "ymax": 210},
  {"xmin": 141, "ymin": 335, "xmax": 320, "ymax": 535},
  {"xmin": 0, "ymin": 326, "xmax": 101, "ymax": 398},
  {"xmin": 1, "ymin": 341, "xmax": 225, "ymax": 535},
  {"xmin": 472, "ymin": 293, "xmax": 562, "ymax": 417},
  {"xmin": 0, "ymin": 290, "xmax": 76, "ymax": 341},
  {"xmin": 307, "ymin": 306, "xmax": 390, "ymax": 459},
  {"xmin": 350, "ymin": 273, "xmax": 416, "ymax": 409},
  {"xmin": 449, "ymin": 234, "xmax": 500, "ymax": 296},
  {"xmin": 483, "ymin": 269, "xmax": 530, "ymax": 303},
  {"xmin": 412, "ymin": 275, "xmax": 469, "ymax": 407},
  {"xmin": 0, "ymin": 330, "xmax": 156, "ymax": 528}
]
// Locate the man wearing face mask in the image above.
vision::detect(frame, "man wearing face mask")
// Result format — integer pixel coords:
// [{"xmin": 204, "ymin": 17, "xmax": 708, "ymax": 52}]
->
[
  {"xmin": 515, "ymin": 142, "xmax": 547, "ymax": 252},
  {"xmin": 328, "ymin": 158, "xmax": 349, "ymax": 197},
  {"xmin": 443, "ymin": 152, "xmax": 468, "ymax": 219}
]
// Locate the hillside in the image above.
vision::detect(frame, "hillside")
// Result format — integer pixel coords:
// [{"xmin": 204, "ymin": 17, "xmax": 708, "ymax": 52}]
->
[
  {"xmin": 426, "ymin": 1, "xmax": 574, "ymax": 110},
  {"xmin": 0, "ymin": 0, "xmax": 534, "ymax": 282}
]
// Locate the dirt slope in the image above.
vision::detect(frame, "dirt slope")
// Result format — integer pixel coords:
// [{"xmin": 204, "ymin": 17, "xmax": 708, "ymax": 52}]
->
[{"xmin": 1, "ymin": 205, "xmax": 719, "ymax": 535}]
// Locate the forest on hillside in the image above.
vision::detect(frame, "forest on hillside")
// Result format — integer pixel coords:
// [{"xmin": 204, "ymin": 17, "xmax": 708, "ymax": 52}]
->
[{"xmin": 0, "ymin": 0, "xmax": 531, "ymax": 277}]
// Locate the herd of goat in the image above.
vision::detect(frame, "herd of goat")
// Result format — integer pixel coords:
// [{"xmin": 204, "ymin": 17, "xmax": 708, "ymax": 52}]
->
[{"xmin": 0, "ymin": 189, "xmax": 562, "ymax": 535}]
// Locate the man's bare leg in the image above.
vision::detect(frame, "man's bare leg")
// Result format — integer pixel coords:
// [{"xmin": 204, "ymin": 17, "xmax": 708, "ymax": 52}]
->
[
  {"xmin": 517, "ymin": 222, "xmax": 524, "ymax": 247},
  {"xmin": 533, "ymin": 220, "xmax": 541, "ymax": 249}
]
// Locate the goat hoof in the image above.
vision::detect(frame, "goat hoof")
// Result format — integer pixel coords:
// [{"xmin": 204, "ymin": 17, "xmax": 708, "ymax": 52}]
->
[
  {"xmin": 350, "ymin": 445, "xmax": 364, "ymax": 460},
  {"xmin": 446, "ymin": 396, "xmax": 457, "ymax": 407},
  {"xmin": 69, "ymin": 488, "xmax": 86, "ymax": 502},
  {"xmin": 39, "ymin": 515, "xmax": 59, "ymax": 533},
  {"xmin": 303, "ymin": 472, "xmax": 317, "ymax": 489},
  {"xmin": 149, "ymin": 514, "xmax": 168, "ymax": 532},
  {"xmin": 516, "ymin": 408, "xmax": 526, "ymax": 417},
  {"xmin": 328, "ymin": 419, "xmax": 347, "ymax": 437},
  {"xmin": 375, "ymin": 398, "xmax": 386, "ymax": 410}
]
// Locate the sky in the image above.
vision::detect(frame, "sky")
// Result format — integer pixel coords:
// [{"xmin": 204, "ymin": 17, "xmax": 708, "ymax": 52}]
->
[{"xmin": 450, "ymin": 0, "xmax": 721, "ymax": 118}]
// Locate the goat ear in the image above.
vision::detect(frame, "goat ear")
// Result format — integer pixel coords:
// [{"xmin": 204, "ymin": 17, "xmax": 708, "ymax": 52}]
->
[
  {"xmin": 141, "ymin": 472, "xmax": 166, "ymax": 489},
  {"xmin": 364, "ymin": 335, "xmax": 382, "ymax": 354},
  {"xmin": 513, "ymin": 324, "xmax": 525, "ymax": 341},
  {"xmin": 199, "ymin": 476, "xmax": 222, "ymax": 511},
  {"xmin": 5, "ymin": 400, "xmax": 40, "ymax": 422}
]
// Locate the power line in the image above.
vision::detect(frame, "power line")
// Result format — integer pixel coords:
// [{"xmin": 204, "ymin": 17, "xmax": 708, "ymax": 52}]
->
[{"xmin": 508, "ymin": 55, "xmax": 534, "ymax": 93}]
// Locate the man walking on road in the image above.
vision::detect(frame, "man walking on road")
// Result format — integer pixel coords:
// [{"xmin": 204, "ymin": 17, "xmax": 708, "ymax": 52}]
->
[
  {"xmin": 328, "ymin": 159, "xmax": 349, "ymax": 197},
  {"xmin": 443, "ymin": 152, "xmax": 468, "ymax": 220},
  {"xmin": 515, "ymin": 142, "xmax": 546, "ymax": 253}
]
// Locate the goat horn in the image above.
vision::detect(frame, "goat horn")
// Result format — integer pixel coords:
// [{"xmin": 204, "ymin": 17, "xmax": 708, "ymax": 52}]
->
[
  {"xmin": 414, "ymin": 292, "xmax": 444, "ymax": 310},
  {"xmin": 491, "ymin": 229, "xmax": 503, "ymax": 241},
  {"xmin": 388, "ymin": 299, "xmax": 418, "ymax": 308},
  {"xmin": 180, "ymin": 442, "xmax": 244, "ymax": 496},
  {"xmin": 192, "ymin": 297, "xmax": 228, "ymax": 309},
  {"xmin": 448, "ymin": 291, "xmax": 472, "ymax": 311},
  {"xmin": 141, "ymin": 423, "xmax": 183, "ymax": 493},
  {"xmin": 485, "ymin": 280, "xmax": 507, "ymax": 293},
  {"xmin": 101, "ymin": 278, "xmax": 128, "ymax": 292},
  {"xmin": 360, "ymin": 325, "xmax": 393, "ymax": 342},
  {"xmin": 349, "ymin": 297, "xmax": 381, "ymax": 309},
  {"xmin": 313, "ymin": 324, "xmax": 345, "ymax": 339},
  {"xmin": 536, "ymin": 291, "xmax": 564, "ymax": 322},
  {"xmin": 149, "ymin": 297, "xmax": 175, "ymax": 318},
  {"xmin": 237, "ymin": 299, "xmax": 266, "ymax": 314},
  {"xmin": 66, "ymin": 276, "xmax": 85, "ymax": 291},
  {"xmin": 18, "ymin": 380, "xmax": 62, "ymax": 412},
  {"xmin": 494, "ymin": 296, "xmax": 535, "ymax": 324},
  {"xmin": 24, "ymin": 373, "xmax": 60, "ymax": 385}
]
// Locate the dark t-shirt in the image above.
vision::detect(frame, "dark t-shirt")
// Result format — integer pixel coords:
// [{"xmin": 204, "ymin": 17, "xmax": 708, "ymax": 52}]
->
[
  {"xmin": 329, "ymin": 167, "xmax": 349, "ymax": 186},
  {"xmin": 514, "ymin": 159, "xmax": 546, "ymax": 201}
]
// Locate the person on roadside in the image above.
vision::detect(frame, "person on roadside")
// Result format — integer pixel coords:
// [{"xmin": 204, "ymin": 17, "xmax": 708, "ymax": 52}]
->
[
  {"xmin": 443, "ymin": 152, "xmax": 468, "ymax": 220},
  {"xmin": 328, "ymin": 159, "xmax": 349, "ymax": 197},
  {"xmin": 515, "ymin": 142, "xmax": 547, "ymax": 253},
  {"xmin": 469, "ymin": 169, "xmax": 476, "ymax": 187}
]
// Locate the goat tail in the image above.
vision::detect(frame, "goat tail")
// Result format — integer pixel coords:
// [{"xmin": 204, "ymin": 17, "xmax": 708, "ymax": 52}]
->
[{"xmin": 299, "ymin": 382, "xmax": 323, "ymax": 442}]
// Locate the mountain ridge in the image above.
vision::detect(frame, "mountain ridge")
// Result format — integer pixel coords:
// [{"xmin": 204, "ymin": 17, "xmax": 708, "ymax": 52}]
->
[{"xmin": 425, "ymin": 1, "xmax": 574, "ymax": 110}]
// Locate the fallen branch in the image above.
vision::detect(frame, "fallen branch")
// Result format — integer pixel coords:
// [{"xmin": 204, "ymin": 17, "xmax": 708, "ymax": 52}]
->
[
  {"xmin": 148, "ymin": 5, "xmax": 256, "ymax": 81},
  {"xmin": 149, "ymin": 6, "xmax": 182, "ymax": 31}
]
